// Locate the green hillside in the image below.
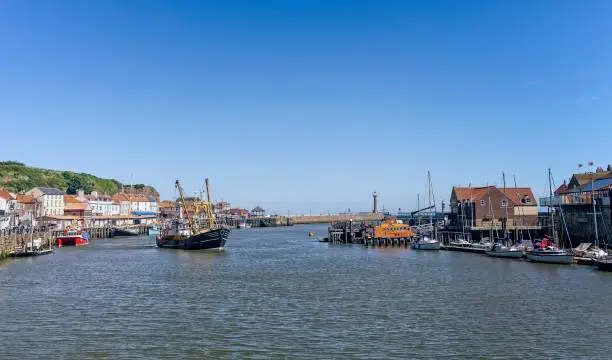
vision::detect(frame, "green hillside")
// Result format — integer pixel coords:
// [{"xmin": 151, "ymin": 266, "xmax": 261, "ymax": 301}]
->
[{"xmin": 0, "ymin": 161, "xmax": 130, "ymax": 195}]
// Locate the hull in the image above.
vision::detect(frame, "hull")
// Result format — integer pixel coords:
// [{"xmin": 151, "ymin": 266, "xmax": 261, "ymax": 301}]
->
[
  {"xmin": 593, "ymin": 259, "xmax": 612, "ymax": 272},
  {"xmin": 485, "ymin": 250, "xmax": 524, "ymax": 258},
  {"xmin": 156, "ymin": 227, "xmax": 230, "ymax": 250},
  {"xmin": 526, "ymin": 252, "xmax": 573, "ymax": 264},
  {"xmin": 449, "ymin": 240, "xmax": 471, "ymax": 247},
  {"xmin": 412, "ymin": 240, "xmax": 441, "ymax": 250},
  {"xmin": 56, "ymin": 235, "xmax": 89, "ymax": 247},
  {"xmin": 112, "ymin": 228, "xmax": 139, "ymax": 237}
]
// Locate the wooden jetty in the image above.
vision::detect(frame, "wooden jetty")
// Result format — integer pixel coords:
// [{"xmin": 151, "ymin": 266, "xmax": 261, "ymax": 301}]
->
[{"xmin": 0, "ymin": 230, "xmax": 55, "ymax": 260}]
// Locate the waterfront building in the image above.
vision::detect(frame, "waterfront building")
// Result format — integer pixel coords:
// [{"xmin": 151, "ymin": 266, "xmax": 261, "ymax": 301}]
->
[
  {"xmin": 449, "ymin": 186, "xmax": 539, "ymax": 234},
  {"xmin": 15, "ymin": 194, "xmax": 36, "ymax": 226},
  {"xmin": 158, "ymin": 200, "xmax": 178, "ymax": 218},
  {"xmin": 81, "ymin": 191, "xmax": 120, "ymax": 216},
  {"xmin": 25, "ymin": 187, "xmax": 65, "ymax": 217},
  {"xmin": 63, "ymin": 195, "xmax": 88, "ymax": 217},
  {"xmin": 543, "ymin": 166, "xmax": 612, "ymax": 245},
  {"xmin": 0, "ymin": 189, "xmax": 16, "ymax": 229}
]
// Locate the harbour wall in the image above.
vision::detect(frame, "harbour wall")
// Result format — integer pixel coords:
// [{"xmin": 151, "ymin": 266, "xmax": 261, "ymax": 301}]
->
[{"xmin": 291, "ymin": 213, "xmax": 384, "ymax": 224}]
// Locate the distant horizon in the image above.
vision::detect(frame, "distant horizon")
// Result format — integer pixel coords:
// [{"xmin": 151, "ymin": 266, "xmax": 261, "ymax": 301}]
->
[{"xmin": 2, "ymin": 1, "xmax": 610, "ymax": 214}]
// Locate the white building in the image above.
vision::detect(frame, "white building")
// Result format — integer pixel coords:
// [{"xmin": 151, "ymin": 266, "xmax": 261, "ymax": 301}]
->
[
  {"xmin": 0, "ymin": 189, "xmax": 16, "ymax": 229},
  {"xmin": 83, "ymin": 191, "xmax": 120, "ymax": 216},
  {"xmin": 26, "ymin": 187, "xmax": 65, "ymax": 217}
]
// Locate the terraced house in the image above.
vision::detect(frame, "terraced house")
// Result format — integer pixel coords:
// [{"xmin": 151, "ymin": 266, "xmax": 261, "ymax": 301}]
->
[{"xmin": 25, "ymin": 187, "xmax": 65, "ymax": 216}]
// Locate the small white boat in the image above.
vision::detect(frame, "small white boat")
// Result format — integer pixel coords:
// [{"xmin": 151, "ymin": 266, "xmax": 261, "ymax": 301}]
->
[
  {"xmin": 449, "ymin": 238, "xmax": 471, "ymax": 247},
  {"xmin": 526, "ymin": 248, "xmax": 574, "ymax": 264},
  {"xmin": 470, "ymin": 241, "xmax": 492, "ymax": 250},
  {"xmin": 411, "ymin": 236, "xmax": 441, "ymax": 250},
  {"xmin": 238, "ymin": 222, "xmax": 252, "ymax": 229},
  {"xmin": 485, "ymin": 243, "xmax": 524, "ymax": 258}
]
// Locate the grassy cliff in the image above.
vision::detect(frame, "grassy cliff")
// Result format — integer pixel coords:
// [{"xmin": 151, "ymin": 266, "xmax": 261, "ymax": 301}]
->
[{"xmin": 0, "ymin": 161, "xmax": 155, "ymax": 196}]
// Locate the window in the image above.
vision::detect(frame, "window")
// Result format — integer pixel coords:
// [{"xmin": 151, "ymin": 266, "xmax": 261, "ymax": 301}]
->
[
  {"xmin": 501, "ymin": 199, "xmax": 508, "ymax": 207},
  {"xmin": 525, "ymin": 197, "xmax": 532, "ymax": 204},
  {"xmin": 480, "ymin": 200, "xmax": 485, "ymax": 206}
]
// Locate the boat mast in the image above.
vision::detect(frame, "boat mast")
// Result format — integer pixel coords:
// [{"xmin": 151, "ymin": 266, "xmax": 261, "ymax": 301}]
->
[
  {"xmin": 427, "ymin": 171, "xmax": 435, "ymax": 238},
  {"xmin": 591, "ymin": 173, "xmax": 599, "ymax": 248},
  {"xmin": 175, "ymin": 180, "xmax": 198, "ymax": 235},
  {"xmin": 502, "ymin": 172, "xmax": 509, "ymax": 241},
  {"xmin": 204, "ymin": 178, "xmax": 216, "ymax": 229},
  {"xmin": 548, "ymin": 168, "xmax": 557, "ymax": 246}
]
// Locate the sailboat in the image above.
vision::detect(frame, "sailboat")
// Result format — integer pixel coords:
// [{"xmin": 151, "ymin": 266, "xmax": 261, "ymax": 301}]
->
[
  {"xmin": 580, "ymin": 175, "xmax": 608, "ymax": 259},
  {"xmin": 526, "ymin": 169, "xmax": 574, "ymax": 265},
  {"xmin": 412, "ymin": 171, "xmax": 441, "ymax": 250},
  {"xmin": 486, "ymin": 173, "xmax": 524, "ymax": 259},
  {"xmin": 156, "ymin": 179, "xmax": 230, "ymax": 251}
]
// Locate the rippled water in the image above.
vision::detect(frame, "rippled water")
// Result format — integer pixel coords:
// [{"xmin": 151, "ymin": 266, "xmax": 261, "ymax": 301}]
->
[{"xmin": 1, "ymin": 224, "xmax": 612, "ymax": 359}]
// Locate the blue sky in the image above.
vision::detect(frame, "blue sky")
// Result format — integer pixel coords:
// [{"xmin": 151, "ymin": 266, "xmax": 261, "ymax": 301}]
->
[{"xmin": 1, "ymin": 0, "xmax": 611, "ymax": 214}]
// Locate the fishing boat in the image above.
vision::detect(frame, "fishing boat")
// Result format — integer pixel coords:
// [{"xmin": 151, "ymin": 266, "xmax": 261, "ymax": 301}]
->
[
  {"xmin": 156, "ymin": 179, "xmax": 230, "ymax": 251},
  {"xmin": 411, "ymin": 171, "xmax": 441, "ymax": 251},
  {"xmin": 526, "ymin": 169, "xmax": 574, "ymax": 265},
  {"xmin": 56, "ymin": 227, "xmax": 90, "ymax": 247}
]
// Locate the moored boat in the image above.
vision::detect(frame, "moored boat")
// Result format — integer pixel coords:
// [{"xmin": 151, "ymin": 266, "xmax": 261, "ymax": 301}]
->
[
  {"xmin": 526, "ymin": 248, "xmax": 573, "ymax": 264},
  {"xmin": 148, "ymin": 226, "xmax": 161, "ymax": 236},
  {"xmin": 238, "ymin": 222, "xmax": 252, "ymax": 229},
  {"xmin": 411, "ymin": 236, "xmax": 441, "ymax": 250},
  {"xmin": 593, "ymin": 257, "xmax": 612, "ymax": 272},
  {"xmin": 112, "ymin": 227, "xmax": 139, "ymax": 237},
  {"xmin": 56, "ymin": 228, "xmax": 90, "ymax": 247},
  {"xmin": 449, "ymin": 238, "xmax": 472, "ymax": 247},
  {"xmin": 485, "ymin": 243, "xmax": 524, "ymax": 258}
]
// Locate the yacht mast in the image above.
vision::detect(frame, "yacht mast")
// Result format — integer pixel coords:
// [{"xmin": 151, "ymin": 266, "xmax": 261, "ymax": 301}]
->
[
  {"xmin": 548, "ymin": 168, "xmax": 557, "ymax": 246},
  {"xmin": 591, "ymin": 174, "xmax": 600, "ymax": 248},
  {"xmin": 502, "ymin": 172, "xmax": 509, "ymax": 240}
]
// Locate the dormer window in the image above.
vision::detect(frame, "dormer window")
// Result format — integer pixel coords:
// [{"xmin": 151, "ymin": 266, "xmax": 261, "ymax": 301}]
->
[
  {"xmin": 501, "ymin": 199, "xmax": 508, "ymax": 207},
  {"xmin": 525, "ymin": 197, "xmax": 532, "ymax": 204}
]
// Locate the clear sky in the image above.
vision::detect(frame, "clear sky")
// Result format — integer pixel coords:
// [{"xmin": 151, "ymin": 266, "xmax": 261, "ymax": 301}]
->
[{"xmin": 1, "ymin": 0, "xmax": 611, "ymax": 214}]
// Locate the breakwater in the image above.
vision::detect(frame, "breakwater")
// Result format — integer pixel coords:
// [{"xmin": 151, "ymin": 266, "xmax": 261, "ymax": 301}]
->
[{"xmin": 291, "ymin": 213, "xmax": 383, "ymax": 224}]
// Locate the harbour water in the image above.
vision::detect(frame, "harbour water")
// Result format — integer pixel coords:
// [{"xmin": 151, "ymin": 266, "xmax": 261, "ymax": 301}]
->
[{"xmin": 1, "ymin": 224, "xmax": 612, "ymax": 359}]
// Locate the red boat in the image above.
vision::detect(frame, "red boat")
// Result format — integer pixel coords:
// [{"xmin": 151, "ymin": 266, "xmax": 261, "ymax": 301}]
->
[{"xmin": 56, "ymin": 228, "xmax": 90, "ymax": 247}]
